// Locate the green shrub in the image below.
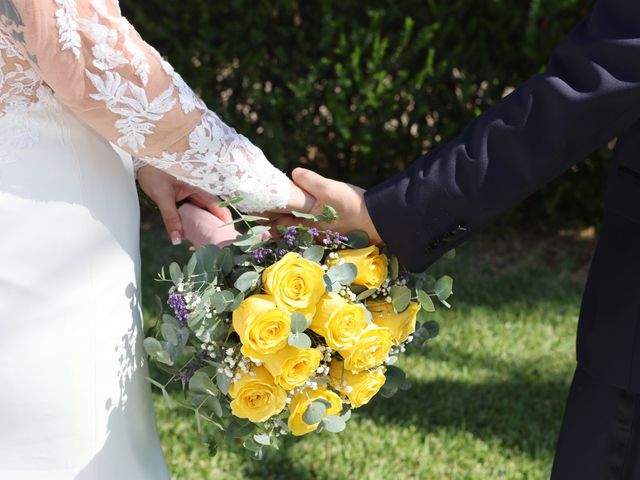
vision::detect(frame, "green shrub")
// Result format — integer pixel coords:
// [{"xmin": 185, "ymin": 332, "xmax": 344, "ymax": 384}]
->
[{"xmin": 123, "ymin": 0, "xmax": 607, "ymax": 229}]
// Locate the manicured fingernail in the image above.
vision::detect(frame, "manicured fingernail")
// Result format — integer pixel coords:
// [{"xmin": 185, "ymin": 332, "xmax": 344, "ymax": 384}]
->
[{"xmin": 170, "ymin": 231, "xmax": 182, "ymax": 246}]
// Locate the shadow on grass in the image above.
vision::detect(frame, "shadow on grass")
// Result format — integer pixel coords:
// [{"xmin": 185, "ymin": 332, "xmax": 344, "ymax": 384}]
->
[
  {"xmin": 357, "ymin": 371, "xmax": 571, "ymax": 459},
  {"xmin": 214, "ymin": 371, "xmax": 571, "ymax": 480}
]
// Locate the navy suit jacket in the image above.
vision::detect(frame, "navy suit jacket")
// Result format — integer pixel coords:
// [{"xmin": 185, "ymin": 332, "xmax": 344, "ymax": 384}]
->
[{"xmin": 365, "ymin": 0, "xmax": 640, "ymax": 392}]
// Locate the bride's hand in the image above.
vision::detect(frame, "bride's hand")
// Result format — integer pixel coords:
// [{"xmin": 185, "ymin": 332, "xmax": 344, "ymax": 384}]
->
[{"xmin": 137, "ymin": 165, "xmax": 233, "ymax": 245}]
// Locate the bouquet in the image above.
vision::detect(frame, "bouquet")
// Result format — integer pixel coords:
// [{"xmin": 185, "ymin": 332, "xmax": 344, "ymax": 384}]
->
[{"xmin": 144, "ymin": 202, "xmax": 453, "ymax": 459}]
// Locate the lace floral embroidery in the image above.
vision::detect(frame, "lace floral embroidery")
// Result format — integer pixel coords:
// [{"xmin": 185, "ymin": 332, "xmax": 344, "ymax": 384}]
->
[
  {"xmin": 55, "ymin": 0, "xmax": 82, "ymax": 59},
  {"xmin": 138, "ymin": 111, "xmax": 291, "ymax": 212},
  {"xmin": 0, "ymin": 29, "xmax": 40, "ymax": 115},
  {"xmin": 117, "ymin": 19, "xmax": 150, "ymax": 87},
  {"xmin": 86, "ymin": 70, "xmax": 176, "ymax": 152},
  {"xmin": 80, "ymin": 14, "xmax": 127, "ymax": 71},
  {"xmin": 91, "ymin": 0, "xmax": 108, "ymax": 16}
]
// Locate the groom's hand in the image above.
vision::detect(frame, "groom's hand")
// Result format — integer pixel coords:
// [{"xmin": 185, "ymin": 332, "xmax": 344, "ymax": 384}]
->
[
  {"xmin": 137, "ymin": 165, "xmax": 233, "ymax": 245},
  {"xmin": 273, "ymin": 168, "xmax": 382, "ymax": 244}
]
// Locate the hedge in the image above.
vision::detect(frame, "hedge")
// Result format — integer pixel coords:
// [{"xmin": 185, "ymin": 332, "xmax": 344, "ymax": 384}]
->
[{"xmin": 122, "ymin": 0, "xmax": 608, "ymax": 229}]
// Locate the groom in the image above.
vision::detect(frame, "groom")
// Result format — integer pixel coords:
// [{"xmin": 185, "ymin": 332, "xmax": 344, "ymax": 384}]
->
[{"xmin": 275, "ymin": 0, "xmax": 640, "ymax": 477}]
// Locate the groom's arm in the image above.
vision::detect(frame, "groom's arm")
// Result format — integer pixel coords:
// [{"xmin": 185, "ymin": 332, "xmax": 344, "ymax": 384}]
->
[{"xmin": 365, "ymin": 0, "xmax": 640, "ymax": 272}]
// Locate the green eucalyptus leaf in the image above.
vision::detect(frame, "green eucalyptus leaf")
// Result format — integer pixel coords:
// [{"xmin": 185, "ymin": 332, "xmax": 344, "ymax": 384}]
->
[
  {"xmin": 416, "ymin": 290, "xmax": 436, "ymax": 312},
  {"xmin": 380, "ymin": 365, "xmax": 406, "ymax": 398},
  {"xmin": 207, "ymin": 396, "xmax": 223, "ymax": 417},
  {"xmin": 443, "ymin": 248, "xmax": 456, "ymax": 260},
  {"xmin": 292, "ymin": 210, "xmax": 316, "ymax": 219},
  {"xmin": 288, "ymin": 332, "xmax": 312, "ymax": 349},
  {"xmin": 240, "ymin": 215, "xmax": 270, "ymax": 223},
  {"xmin": 385, "ymin": 365, "xmax": 406, "ymax": 389},
  {"xmin": 216, "ymin": 371, "xmax": 231, "ymax": 396},
  {"xmin": 399, "ymin": 379, "xmax": 412, "ymax": 391},
  {"xmin": 226, "ymin": 421, "xmax": 256, "ymax": 439},
  {"xmin": 211, "ymin": 292, "xmax": 227, "ymax": 313},
  {"xmin": 233, "ymin": 234, "xmax": 262, "ymax": 247},
  {"xmin": 230, "ymin": 292, "xmax": 245, "ymax": 312},
  {"xmin": 169, "ymin": 262, "xmax": 183, "ymax": 285},
  {"xmin": 435, "ymin": 275, "xmax": 454, "ymax": 302},
  {"xmin": 243, "ymin": 437, "xmax": 261, "ymax": 451},
  {"xmin": 185, "ymin": 253, "xmax": 198, "ymax": 279},
  {"xmin": 248, "ymin": 226, "xmax": 270, "ymax": 236},
  {"xmin": 253, "ymin": 433, "xmax": 271, "ymax": 446},
  {"xmin": 291, "ymin": 312, "xmax": 311, "ymax": 334},
  {"xmin": 217, "ymin": 197, "xmax": 242, "ymax": 207},
  {"xmin": 320, "ymin": 205, "xmax": 338, "ymax": 222},
  {"xmin": 146, "ymin": 376, "xmax": 172, "ymax": 409},
  {"xmin": 302, "ymin": 400, "xmax": 327, "ymax": 425},
  {"xmin": 193, "ymin": 245, "xmax": 221, "ymax": 283},
  {"xmin": 355, "ymin": 288, "xmax": 377, "ymax": 302},
  {"xmin": 189, "ymin": 371, "xmax": 218, "ymax": 396},
  {"xmin": 323, "ymin": 274, "xmax": 336, "ymax": 293},
  {"xmin": 327, "ymin": 262, "xmax": 357, "ymax": 286},
  {"xmin": 219, "ymin": 249, "xmax": 234, "ymax": 276},
  {"xmin": 390, "ymin": 256, "xmax": 399, "ymax": 281},
  {"xmin": 144, "ymin": 337, "xmax": 165, "ymax": 359},
  {"xmin": 390, "ymin": 285, "xmax": 411, "ymax": 313},
  {"xmin": 162, "ymin": 314, "xmax": 180, "ymax": 328},
  {"xmin": 303, "ymin": 245, "xmax": 325, "ymax": 263},
  {"xmin": 422, "ymin": 320, "xmax": 440, "ymax": 340},
  {"xmin": 234, "ymin": 271, "xmax": 260, "ymax": 292},
  {"xmin": 161, "ymin": 323, "xmax": 179, "ymax": 346},
  {"xmin": 322, "ymin": 415, "xmax": 347, "ymax": 433},
  {"xmin": 346, "ymin": 230, "xmax": 369, "ymax": 248},
  {"xmin": 206, "ymin": 440, "xmax": 218, "ymax": 457}
]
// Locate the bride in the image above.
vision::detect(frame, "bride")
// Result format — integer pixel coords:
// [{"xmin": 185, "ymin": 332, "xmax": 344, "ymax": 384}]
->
[{"xmin": 0, "ymin": 1, "xmax": 311, "ymax": 478}]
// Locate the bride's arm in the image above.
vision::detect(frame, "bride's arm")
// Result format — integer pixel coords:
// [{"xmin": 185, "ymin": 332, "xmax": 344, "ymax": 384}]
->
[{"xmin": 2, "ymin": 0, "xmax": 305, "ymax": 213}]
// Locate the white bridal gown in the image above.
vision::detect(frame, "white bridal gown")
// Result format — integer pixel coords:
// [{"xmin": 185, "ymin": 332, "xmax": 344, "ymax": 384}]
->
[{"xmin": 0, "ymin": 1, "xmax": 290, "ymax": 478}]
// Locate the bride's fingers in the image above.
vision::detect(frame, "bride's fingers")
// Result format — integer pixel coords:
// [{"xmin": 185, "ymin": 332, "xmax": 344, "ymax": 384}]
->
[{"xmin": 155, "ymin": 193, "xmax": 184, "ymax": 246}]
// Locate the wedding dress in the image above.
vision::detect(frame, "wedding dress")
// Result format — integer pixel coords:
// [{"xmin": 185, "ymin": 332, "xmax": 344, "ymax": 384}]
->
[{"xmin": 0, "ymin": 1, "xmax": 290, "ymax": 478}]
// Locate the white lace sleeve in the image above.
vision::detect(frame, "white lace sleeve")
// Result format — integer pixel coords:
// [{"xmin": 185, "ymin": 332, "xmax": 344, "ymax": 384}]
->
[{"xmin": 8, "ymin": 0, "xmax": 290, "ymax": 212}]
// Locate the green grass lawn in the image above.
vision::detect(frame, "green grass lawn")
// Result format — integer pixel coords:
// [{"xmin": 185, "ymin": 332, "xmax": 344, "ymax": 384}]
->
[{"xmin": 140, "ymin": 220, "xmax": 596, "ymax": 480}]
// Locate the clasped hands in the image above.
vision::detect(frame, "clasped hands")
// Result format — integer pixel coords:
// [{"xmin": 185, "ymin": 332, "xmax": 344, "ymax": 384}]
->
[{"xmin": 137, "ymin": 166, "xmax": 381, "ymax": 249}]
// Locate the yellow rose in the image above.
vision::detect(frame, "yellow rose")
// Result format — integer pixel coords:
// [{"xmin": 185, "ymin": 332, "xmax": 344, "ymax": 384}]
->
[
  {"xmin": 333, "ymin": 246, "xmax": 388, "ymax": 290},
  {"xmin": 228, "ymin": 366, "xmax": 287, "ymax": 423},
  {"xmin": 262, "ymin": 252, "xmax": 325, "ymax": 318},
  {"xmin": 288, "ymin": 386, "xmax": 342, "ymax": 436},
  {"xmin": 367, "ymin": 300, "xmax": 420, "ymax": 344},
  {"xmin": 310, "ymin": 293, "xmax": 368, "ymax": 350},
  {"xmin": 262, "ymin": 346, "xmax": 322, "ymax": 390},
  {"xmin": 232, "ymin": 294, "xmax": 291, "ymax": 360},
  {"xmin": 340, "ymin": 324, "xmax": 393, "ymax": 373},
  {"xmin": 329, "ymin": 359, "xmax": 386, "ymax": 408}
]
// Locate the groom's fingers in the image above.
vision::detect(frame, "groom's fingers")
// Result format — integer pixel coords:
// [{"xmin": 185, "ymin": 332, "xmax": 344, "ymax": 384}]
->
[{"xmin": 292, "ymin": 168, "xmax": 329, "ymax": 201}]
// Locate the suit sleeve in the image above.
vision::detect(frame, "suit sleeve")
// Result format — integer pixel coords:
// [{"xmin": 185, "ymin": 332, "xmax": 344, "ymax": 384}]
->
[{"xmin": 365, "ymin": 0, "xmax": 640, "ymax": 272}]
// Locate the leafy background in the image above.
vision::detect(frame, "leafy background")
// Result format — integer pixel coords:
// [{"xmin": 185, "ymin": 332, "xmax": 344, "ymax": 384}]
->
[{"xmin": 122, "ymin": 0, "xmax": 607, "ymax": 230}]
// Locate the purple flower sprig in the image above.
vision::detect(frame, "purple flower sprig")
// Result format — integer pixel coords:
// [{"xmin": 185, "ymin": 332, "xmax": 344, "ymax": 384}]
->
[
  {"xmin": 168, "ymin": 292, "xmax": 190, "ymax": 324},
  {"xmin": 322, "ymin": 229, "xmax": 349, "ymax": 248},
  {"xmin": 252, "ymin": 247, "xmax": 276, "ymax": 265}
]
